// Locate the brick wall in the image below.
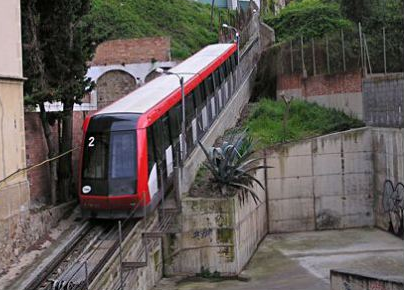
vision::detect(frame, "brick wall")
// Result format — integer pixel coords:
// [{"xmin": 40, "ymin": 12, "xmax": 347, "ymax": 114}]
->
[
  {"xmin": 277, "ymin": 71, "xmax": 364, "ymax": 119},
  {"xmin": 91, "ymin": 37, "xmax": 171, "ymax": 66},
  {"xmin": 97, "ymin": 70, "xmax": 138, "ymax": 109},
  {"xmin": 277, "ymin": 71, "xmax": 362, "ymax": 97},
  {"xmin": 25, "ymin": 111, "xmax": 87, "ymax": 204}
]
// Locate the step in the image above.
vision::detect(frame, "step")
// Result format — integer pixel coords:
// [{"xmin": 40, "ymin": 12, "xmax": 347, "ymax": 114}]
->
[{"xmin": 121, "ymin": 261, "xmax": 147, "ymax": 270}]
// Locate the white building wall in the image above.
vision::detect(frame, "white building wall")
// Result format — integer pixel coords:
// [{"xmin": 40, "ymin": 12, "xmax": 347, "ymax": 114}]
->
[{"xmin": 0, "ymin": 0, "xmax": 23, "ymax": 78}]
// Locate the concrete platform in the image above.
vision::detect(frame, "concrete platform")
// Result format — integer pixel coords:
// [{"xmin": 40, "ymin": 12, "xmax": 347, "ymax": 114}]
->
[{"xmin": 170, "ymin": 228, "xmax": 404, "ymax": 290}]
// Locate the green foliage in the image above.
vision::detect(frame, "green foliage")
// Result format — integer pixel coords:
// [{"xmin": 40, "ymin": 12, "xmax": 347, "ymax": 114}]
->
[
  {"xmin": 86, "ymin": 0, "xmax": 221, "ymax": 59},
  {"xmin": 22, "ymin": 0, "xmax": 94, "ymax": 106},
  {"xmin": 339, "ymin": 0, "xmax": 371, "ymax": 24},
  {"xmin": 264, "ymin": 0, "xmax": 352, "ymax": 42},
  {"xmin": 246, "ymin": 99, "xmax": 365, "ymax": 147},
  {"xmin": 199, "ymin": 132, "xmax": 271, "ymax": 204},
  {"xmin": 197, "ymin": 267, "xmax": 221, "ymax": 279}
]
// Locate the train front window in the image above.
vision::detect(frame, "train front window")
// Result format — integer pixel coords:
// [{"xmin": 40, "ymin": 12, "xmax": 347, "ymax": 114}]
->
[
  {"xmin": 82, "ymin": 133, "xmax": 110, "ymax": 179},
  {"xmin": 110, "ymin": 131, "xmax": 137, "ymax": 179}
]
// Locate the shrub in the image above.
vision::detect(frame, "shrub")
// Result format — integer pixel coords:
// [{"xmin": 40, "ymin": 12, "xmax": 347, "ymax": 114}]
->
[{"xmin": 264, "ymin": 0, "xmax": 352, "ymax": 42}]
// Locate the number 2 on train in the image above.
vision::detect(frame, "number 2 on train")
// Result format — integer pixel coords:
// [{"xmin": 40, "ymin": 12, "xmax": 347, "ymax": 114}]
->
[{"xmin": 88, "ymin": 137, "xmax": 95, "ymax": 147}]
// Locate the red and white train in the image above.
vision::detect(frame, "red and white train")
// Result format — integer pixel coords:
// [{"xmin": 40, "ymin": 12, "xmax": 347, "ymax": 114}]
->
[{"xmin": 79, "ymin": 43, "xmax": 239, "ymax": 219}]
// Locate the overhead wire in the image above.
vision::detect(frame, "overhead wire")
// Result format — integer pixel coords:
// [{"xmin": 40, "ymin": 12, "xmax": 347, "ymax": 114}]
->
[{"xmin": 0, "ymin": 146, "xmax": 81, "ymax": 189}]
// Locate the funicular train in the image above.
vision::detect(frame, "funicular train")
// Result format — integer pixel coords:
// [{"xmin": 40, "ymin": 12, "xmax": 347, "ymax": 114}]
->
[{"xmin": 79, "ymin": 43, "xmax": 239, "ymax": 219}]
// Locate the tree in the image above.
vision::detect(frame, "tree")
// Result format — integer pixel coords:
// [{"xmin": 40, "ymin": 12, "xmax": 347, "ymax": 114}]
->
[
  {"xmin": 339, "ymin": 0, "xmax": 371, "ymax": 24},
  {"xmin": 22, "ymin": 0, "xmax": 94, "ymax": 203},
  {"xmin": 210, "ymin": 0, "xmax": 215, "ymax": 31}
]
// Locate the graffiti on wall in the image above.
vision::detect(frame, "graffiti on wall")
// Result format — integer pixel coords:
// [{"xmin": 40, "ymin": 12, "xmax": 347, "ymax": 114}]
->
[{"xmin": 382, "ymin": 180, "xmax": 404, "ymax": 237}]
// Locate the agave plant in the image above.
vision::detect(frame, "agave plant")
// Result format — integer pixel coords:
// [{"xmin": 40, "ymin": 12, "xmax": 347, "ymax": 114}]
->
[{"xmin": 199, "ymin": 131, "xmax": 272, "ymax": 204}]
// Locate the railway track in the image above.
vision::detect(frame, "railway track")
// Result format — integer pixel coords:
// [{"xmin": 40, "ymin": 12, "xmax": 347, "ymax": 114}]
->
[{"xmin": 23, "ymin": 219, "xmax": 135, "ymax": 290}]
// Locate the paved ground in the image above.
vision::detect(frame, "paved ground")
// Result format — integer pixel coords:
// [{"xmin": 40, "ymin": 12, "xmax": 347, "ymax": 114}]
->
[{"xmin": 157, "ymin": 228, "xmax": 404, "ymax": 290}]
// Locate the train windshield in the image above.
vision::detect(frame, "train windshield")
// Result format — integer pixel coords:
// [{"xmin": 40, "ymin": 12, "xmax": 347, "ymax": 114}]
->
[
  {"xmin": 81, "ymin": 113, "xmax": 140, "ymax": 196},
  {"xmin": 82, "ymin": 132, "xmax": 110, "ymax": 179},
  {"xmin": 110, "ymin": 131, "xmax": 137, "ymax": 179}
]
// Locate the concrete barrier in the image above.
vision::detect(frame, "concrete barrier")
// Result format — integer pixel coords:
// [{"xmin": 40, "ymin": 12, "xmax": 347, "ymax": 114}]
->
[
  {"xmin": 363, "ymin": 73, "xmax": 404, "ymax": 128},
  {"xmin": 266, "ymin": 128, "xmax": 375, "ymax": 233},
  {"xmin": 165, "ymin": 165, "xmax": 267, "ymax": 276},
  {"xmin": 331, "ymin": 269, "xmax": 404, "ymax": 290},
  {"xmin": 372, "ymin": 127, "xmax": 404, "ymax": 239}
]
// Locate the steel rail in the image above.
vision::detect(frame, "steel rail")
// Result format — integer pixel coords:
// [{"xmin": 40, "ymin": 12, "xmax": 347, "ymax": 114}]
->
[{"xmin": 22, "ymin": 221, "xmax": 94, "ymax": 290}]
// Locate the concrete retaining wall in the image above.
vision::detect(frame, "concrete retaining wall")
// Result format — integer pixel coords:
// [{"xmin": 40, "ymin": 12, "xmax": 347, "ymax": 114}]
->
[
  {"xmin": 331, "ymin": 269, "xmax": 404, "ymax": 290},
  {"xmin": 363, "ymin": 73, "xmax": 404, "ymax": 127},
  {"xmin": 166, "ymin": 166, "xmax": 267, "ymax": 276},
  {"xmin": 265, "ymin": 126, "xmax": 404, "ymax": 238},
  {"xmin": 372, "ymin": 128, "xmax": 404, "ymax": 239},
  {"xmin": 90, "ymin": 211, "xmax": 163, "ymax": 290},
  {"xmin": 266, "ymin": 128, "xmax": 375, "ymax": 233}
]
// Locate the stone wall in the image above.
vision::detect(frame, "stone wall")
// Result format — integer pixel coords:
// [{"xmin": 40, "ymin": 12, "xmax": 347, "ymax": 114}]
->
[
  {"xmin": 166, "ymin": 167, "xmax": 267, "ymax": 276},
  {"xmin": 363, "ymin": 73, "xmax": 404, "ymax": 128},
  {"xmin": 277, "ymin": 71, "xmax": 363, "ymax": 119},
  {"xmin": 0, "ymin": 201, "xmax": 75, "ymax": 274},
  {"xmin": 266, "ymin": 128, "xmax": 375, "ymax": 233},
  {"xmin": 331, "ymin": 269, "xmax": 404, "ymax": 290}
]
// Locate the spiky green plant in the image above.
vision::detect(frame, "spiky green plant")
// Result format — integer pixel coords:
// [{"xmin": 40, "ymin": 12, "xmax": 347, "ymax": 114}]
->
[{"xmin": 199, "ymin": 132, "xmax": 271, "ymax": 204}]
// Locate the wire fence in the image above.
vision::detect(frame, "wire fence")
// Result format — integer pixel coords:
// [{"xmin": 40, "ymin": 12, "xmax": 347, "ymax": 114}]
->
[{"xmin": 272, "ymin": 24, "xmax": 404, "ymax": 78}]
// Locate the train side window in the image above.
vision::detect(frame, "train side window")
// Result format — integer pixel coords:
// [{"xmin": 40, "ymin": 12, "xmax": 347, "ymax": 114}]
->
[
  {"xmin": 231, "ymin": 54, "xmax": 236, "ymax": 70},
  {"xmin": 168, "ymin": 103, "xmax": 181, "ymax": 142},
  {"xmin": 185, "ymin": 92, "xmax": 195, "ymax": 123},
  {"xmin": 221, "ymin": 62, "xmax": 227, "ymax": 79},
  {"xmin": 226, "ymin": 59, "xmax": 232, "ymax": 74},
  {"xmin": 152, "ymin": 119, "xmax": 164, "ymax": 163},
  {"xmin": 213, "ymin": 69, "xmax": 221, "ymax": 88},
  {"xmin": 161, "ymin": 113, "xmax": 171, "ymax": 148},
  {"xmin": 200, "ymin": 84, "xmax": 208, "ymax": 104},
  {"xmin": 204, "ymin": 74, "xmax": 214, "ymax": 96},
  {"xmin": 147, "ymin": 127, "xmax": 156, "ymax": 173},
  {"xmin": 194, "ymin": 86, "xmax": 203, "ymax": 110}
]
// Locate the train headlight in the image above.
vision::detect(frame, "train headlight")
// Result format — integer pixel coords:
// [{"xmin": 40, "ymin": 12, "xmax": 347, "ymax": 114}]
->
[{"xmin": 82, "ymin": 185, "xmax": 92, "ymax": 194}]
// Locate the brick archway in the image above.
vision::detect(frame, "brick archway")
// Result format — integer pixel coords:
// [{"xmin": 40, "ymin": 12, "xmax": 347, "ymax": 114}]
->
[{"xmin": 96, "ymin": 70, "xmax": 138, "ymax": 109}]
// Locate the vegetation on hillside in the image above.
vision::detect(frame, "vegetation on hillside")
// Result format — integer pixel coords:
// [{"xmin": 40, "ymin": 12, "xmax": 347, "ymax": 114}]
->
[
  {"xmin": 264, "ymin": 0, "xmax": 352, "ymax": 42},
  {"xmin": 87, "ymin": 0, "xmax": 222, "ymax": 59},
  {"xmin": 246, "ymin": 99, "xmax": 365, "ymax": 147}
]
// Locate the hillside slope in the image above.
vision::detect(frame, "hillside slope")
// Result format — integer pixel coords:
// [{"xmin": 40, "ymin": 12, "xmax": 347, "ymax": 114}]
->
[{"xmin": 88, "ymin": 0, "xmax": 221, "ymax": 59}]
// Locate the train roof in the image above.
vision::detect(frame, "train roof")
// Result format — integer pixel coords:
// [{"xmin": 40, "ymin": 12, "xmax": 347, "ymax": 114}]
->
[{"xmin": 95, "ymin": 43, "xmax": 235, "ymax": 116}]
